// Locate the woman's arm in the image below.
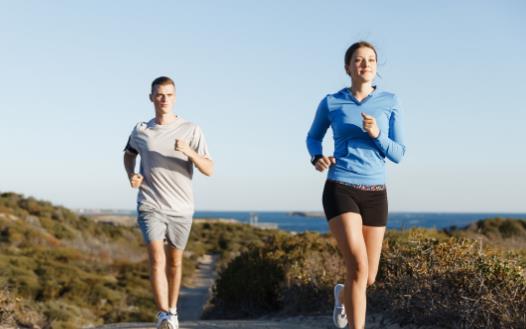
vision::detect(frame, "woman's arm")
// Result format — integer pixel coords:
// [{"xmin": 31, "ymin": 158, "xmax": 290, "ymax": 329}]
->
[
  {"xmin": 306, "ymin": 97, "xmax": 331, "ymax": 158},
  {"xmin": 373, "ymin": 104, "xmax": 406, "ymax": 163}
]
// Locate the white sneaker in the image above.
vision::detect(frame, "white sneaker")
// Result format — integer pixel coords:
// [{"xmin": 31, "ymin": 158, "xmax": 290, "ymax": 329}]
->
[
  {"xmin": 169, "ymin": 312, "xmax": 179, "ymax": 329},
  {"xmin": 156, "ymin": 311, "xmax": 179, "ymax": 329},
  {"xmin": 333, "ymin": 284, "xmax": 348, "ymax": 328}
]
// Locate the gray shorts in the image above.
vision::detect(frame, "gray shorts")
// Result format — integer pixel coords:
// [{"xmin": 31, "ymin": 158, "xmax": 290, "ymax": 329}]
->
[{"xmin": 137, "ymin": 210, "xmax": 192, "ymax": 250}]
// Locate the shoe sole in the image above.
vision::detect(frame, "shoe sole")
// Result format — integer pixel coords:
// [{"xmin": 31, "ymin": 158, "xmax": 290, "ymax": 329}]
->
[{"xmin": 159, "ymin": 321, "xmax": 174, "ymax": 329}]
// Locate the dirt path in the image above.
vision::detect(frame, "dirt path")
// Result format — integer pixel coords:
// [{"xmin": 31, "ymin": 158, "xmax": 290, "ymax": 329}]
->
[
  {"xmin": 90, "ymin": 314, "xmax": 443, "ymax": 329},
  {"xmin": 90, "ymin": 319, "xmax": 322, "ymax": 329},
  {"xmin": 177, "ymin": 254, "xmax": 217, "ymax": 321}
]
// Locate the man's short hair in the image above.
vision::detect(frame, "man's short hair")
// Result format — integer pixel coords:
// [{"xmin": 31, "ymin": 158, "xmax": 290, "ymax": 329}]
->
[{"xmin": 151, "ymin": 76, "xmax": 175, "ymax": 93}]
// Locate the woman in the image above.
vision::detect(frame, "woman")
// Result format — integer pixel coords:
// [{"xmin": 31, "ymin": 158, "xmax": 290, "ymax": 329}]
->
[{"xmin": 306, "ymin": 41, "xmax": 405, "ymax": 329}]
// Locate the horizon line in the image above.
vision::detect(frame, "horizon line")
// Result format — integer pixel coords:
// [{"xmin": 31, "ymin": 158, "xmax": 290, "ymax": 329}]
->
[{"xmin": 73, "ymin": 208, "xmax": 526, "ymax": 215}]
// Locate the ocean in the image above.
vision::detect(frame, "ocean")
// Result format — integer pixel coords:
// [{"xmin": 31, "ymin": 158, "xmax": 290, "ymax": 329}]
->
[{"xmin": 193, "ymin": 211, "xmax": 526, "ymax": 233}]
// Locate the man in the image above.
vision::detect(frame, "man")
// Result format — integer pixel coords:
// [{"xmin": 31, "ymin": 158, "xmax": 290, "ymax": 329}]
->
[{"xmin": 123, "ymin": 76, "xmax": 213, "ymax": 329}]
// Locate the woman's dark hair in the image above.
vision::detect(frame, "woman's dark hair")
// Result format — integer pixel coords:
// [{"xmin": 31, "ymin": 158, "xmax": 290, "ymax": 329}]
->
[{"xmin": 344, "ymin": 41, "xmax": 378, "ymax": 66}]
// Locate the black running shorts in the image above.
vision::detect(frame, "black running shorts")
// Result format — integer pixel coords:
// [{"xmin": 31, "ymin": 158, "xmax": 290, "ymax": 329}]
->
[{"xmin": 322, "ymin": 180, "xmax": 388, "ymax": 227}]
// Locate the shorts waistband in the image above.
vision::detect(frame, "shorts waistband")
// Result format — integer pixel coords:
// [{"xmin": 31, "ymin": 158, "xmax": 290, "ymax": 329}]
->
[{"xmin": 327, "ymin": 179, "xmax": 386, "ymax": 191}]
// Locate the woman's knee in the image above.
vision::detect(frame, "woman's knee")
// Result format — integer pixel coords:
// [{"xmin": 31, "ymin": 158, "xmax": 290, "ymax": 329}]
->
[
  {"xmin": 367, "ymin": 267, "xmax": 379, "ymax": 286},
  {"xmin": 346, "ymin": 262, "xmax": 369, "ymax": 283}
]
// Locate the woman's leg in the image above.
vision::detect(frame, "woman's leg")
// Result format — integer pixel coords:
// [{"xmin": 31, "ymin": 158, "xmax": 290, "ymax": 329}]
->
[
  {"xmin": 362, "ymin": 226, "xmax": 386, "ymax": 286},
  {"xmin": 329, "ymin": 212, "xmax": 369, "ymax": 329},
  {"xmin": 360, "ymin": 189, "xmax": 388, "ymax": 286}
]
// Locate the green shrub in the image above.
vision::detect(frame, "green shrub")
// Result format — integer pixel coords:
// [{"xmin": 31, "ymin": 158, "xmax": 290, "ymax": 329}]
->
[
  {"xmin": 462, "ymin": 218, "xmax": 526, "ymax": 240},
  {"xmin": 0, "ymin": 192, "xmax": 158, "ymax": 328},
  {"xmin": 213, "ymin": 247, "xmax": 284, "ymax": 317},
  {"xmin": 43, "ymin": 300, "xmax": 100, "ymax": 329},
  {"xmin": 205, "ymin": 232, "xmax": 344, "ymax": 318}
]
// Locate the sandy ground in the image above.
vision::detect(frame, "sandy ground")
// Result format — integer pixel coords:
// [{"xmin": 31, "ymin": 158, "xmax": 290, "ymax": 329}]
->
[
  {"xmin": 90, "ymin": 314, "xmax": 443, "ymax": 329},
  {"xmin": 88, "ymin": 319, "xmax": 322, "ymax": 329}
]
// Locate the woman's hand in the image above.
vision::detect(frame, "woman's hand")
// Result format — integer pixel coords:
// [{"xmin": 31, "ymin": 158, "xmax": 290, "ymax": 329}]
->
[
  {"xmin": 314, "ymin": 156, "xmax": 336, "ymax": 172},
  {"xmin": 361, "ymin": 112, "xmax": 380, "ymax": 138}
]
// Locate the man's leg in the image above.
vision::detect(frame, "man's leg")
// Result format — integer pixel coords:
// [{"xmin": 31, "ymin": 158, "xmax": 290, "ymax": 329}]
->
[
  {"xmin": 166, "ymin": 245, "xmax": 184, "ymax": 310},
  {"xmin": 165, "ymin": 218, "xmax": 192, "ymax": 313},
  {"xmin": 147, "ymin": 240, "xmax": 170, "ymax": 312}
]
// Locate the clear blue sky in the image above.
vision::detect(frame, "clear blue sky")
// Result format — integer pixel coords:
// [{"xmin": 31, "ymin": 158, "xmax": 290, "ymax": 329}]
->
[{"xmin": 1, "ymin": 1, "xmax": 525, "ymax": 212}]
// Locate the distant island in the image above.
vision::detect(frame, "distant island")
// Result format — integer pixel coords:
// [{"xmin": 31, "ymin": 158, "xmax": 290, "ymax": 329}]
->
[{"xmin": 289, "ymin": 211, "xmax": 324, "ymax": 218}]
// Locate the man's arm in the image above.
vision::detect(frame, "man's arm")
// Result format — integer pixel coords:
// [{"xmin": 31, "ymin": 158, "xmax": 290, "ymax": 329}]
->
[
  {"xmin": 189, "ymin": 154, "xmax": 214, "ymax": 176},
  {"xmin": 124, "ymin": 151, "xmax": 143, "ymax": 187},
  {"xmin": 175, "ymin": 140, "xmax": 214, "ymax": 176}
]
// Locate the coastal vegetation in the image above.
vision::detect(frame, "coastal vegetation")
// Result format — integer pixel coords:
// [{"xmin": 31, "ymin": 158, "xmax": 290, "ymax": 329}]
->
[
  {"xmin": 372, "ymin": 227, "xmax": 525, "ymax": 328},
  {"xmin": 205, "ymin": 220, "xmax": 526, "ymax": 329},
  {"xmin": 0, "ymin": 192, "xmax": 283, "ymax": 328},
  {"xmin": 1, "ymin": 192, "xmax": 524, "ymax": 328},
  {"xmin": 0, "ymin": 192, "xmax": 153, "ymax": 328}
]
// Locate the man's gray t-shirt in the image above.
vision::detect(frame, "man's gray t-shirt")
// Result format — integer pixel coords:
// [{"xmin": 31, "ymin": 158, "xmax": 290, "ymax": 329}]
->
[{"xmin": 125, "ymin": 117, "xmax": 211, "ymax": 219}]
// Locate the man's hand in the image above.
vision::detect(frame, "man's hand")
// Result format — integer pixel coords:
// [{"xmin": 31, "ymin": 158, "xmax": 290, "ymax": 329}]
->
[
  {"xmin": 175, "ymin": 139, "xmax": 213, "ymax": 176},
  {"xmin": 129, "ymin": 173, "xmax": 143, "ymax": 188},
  {"xmin": 175, "ymin": 139, "xmax": 196, "ymax": 158},
  {"xmin": 314, "ymin": 156, "xmax": 336, "ymax": 172},
  {"xmin": 361, "ymin": 112, "xmax": 380, "ymax": 138}
]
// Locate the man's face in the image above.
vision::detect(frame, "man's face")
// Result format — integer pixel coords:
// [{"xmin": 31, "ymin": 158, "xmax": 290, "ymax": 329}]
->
[{"xmin": 150, "ymin": 83, "xmax": 176, "ymax": 114}]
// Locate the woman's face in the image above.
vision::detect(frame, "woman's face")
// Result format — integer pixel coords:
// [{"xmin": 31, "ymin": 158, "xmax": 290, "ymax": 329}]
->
[{"xmin": 346, "ymin": 46, "xmax": 377, "ymax": 83}]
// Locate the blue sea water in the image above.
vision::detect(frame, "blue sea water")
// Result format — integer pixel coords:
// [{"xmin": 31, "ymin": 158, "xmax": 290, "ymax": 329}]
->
[{"xmin": 193, "ymin": 211, "xmax": 526, "ymax": 233}]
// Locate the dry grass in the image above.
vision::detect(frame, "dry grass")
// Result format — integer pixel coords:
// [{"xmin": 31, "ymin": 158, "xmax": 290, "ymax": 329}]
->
[
  {"xmin": 0, "ymin": 287, "xmax": 16, "ymax": 328},
  {"xmin": 206, "ymin": 226, "xmax": 525, "ymax": 328},
  {"xmin": 370, "ymin": 228, "xmax": 526, "ymax": 329}
]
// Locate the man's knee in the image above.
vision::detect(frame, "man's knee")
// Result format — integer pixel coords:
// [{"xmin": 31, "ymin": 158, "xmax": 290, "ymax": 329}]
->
[
  {"xmin": 150, "ymin": 254, "xmax": 165, "ymax": 269},
  {"xmin": 167, "ymin": 259, "xmax": 183, "ymax": 272},
  {"xmin": 147, "ymin": 241, "xmax": 167, "ymax": 265}
]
